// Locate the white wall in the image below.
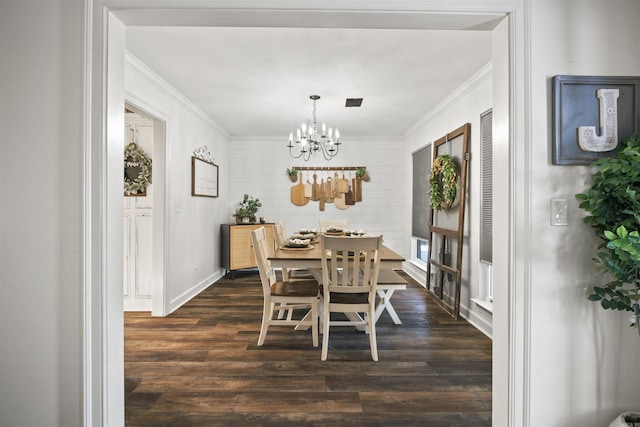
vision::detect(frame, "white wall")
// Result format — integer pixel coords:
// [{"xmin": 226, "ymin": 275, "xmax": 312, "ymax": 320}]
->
[
  {"xmin": 402, "ymin": 64, "xmax": 493, "ymax": 335},
  {"xmin": 0, "ymin": 0, "xmax": 84, "ymax": 425},
  {"xmin": 528, "ymin": 1, "xmax": 640, "ymax": 425},
  {"xmin": 229, "ymin": 136, "xmax": 405, "ymax": 253},
  {"xmin": 125, "ymin": 52, "xmax": 231, "ymax": 314}
]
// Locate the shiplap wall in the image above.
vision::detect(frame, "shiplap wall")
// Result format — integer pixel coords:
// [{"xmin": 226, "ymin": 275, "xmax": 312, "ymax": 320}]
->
[{"xmin": 229, "ymin": 136, "xmax": 406, "ymax": 253}]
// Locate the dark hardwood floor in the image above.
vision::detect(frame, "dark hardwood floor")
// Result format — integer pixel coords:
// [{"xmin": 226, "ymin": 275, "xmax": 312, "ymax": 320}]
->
[{"xmin": 125, "ymin": 270, "xmax": 492, "ymax": 426}]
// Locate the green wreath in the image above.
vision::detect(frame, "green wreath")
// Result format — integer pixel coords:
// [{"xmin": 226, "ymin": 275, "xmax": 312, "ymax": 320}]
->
[
  {"xmin": 124, "ymin": 143, "xmax": 152, "ymax": 195},
  {"xmin": 429, "ymin": 154, "xmax": 458, "ymax": 211}
]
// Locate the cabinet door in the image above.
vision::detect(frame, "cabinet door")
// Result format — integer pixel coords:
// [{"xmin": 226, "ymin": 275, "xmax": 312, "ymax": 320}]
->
[
  {"xmin": 229, "ymin": 225, "xmax": 275, "ymax": 270},
  {"xmin": 229, "ymin": 226, "xmax": 255, "ymax": 270}
]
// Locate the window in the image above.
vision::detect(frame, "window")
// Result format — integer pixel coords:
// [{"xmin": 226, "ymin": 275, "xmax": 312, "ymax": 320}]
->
[
  {"xmin": 411, "ymin": 144, "xmax": 432, "ymax": 269},
  {"xmin": 480, "ymin": 109, "xmax": 493, "ymax": 301},
  {"xmin": 417, "ymin": 238, "xmax": 429, "ymax": 263}
]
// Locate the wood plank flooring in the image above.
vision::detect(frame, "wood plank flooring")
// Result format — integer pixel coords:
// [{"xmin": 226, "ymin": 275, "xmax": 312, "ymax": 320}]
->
[{"xmin": 125, "ymin": 270, "xmax": 492, "ymax": 426}]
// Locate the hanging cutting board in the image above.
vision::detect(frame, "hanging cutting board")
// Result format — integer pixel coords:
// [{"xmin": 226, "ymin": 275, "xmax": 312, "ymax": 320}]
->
[
  {"xmin": 324, "ymin": 176, "xmax": 334, "ymax": 202},
  {"xmin": 335, "ymin": 192, "xmax": 349, "ymax": 209},
  {"xmin": 311, "ymin": 173, "xmax": 322, "ymax": 201},
  {"xmin": 290, "ymin": 173, "xmax": 309, "ymax": 206},
  {"xmin": 345, "ymin": 184, "xmax": 355, "ymax": 205},
  {"xmin": 352, "ymin": 177, "xmax": 362, "ymax": 202},
  {"xmin": 337, "ymin": 171, "xmax": 349, "ymax": 193},
  {"xmin": 351, "ymin": 178, "xmax": 362, "ymax": 202},
  {"xmin": 304, "ymin": 172, "xmax": 312, "ymax": 198}
]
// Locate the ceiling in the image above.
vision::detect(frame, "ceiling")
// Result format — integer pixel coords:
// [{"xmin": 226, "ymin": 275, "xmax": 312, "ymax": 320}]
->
[{"xmin": 125, "ymin": 23, "xmax": 494, "ymax": 139}]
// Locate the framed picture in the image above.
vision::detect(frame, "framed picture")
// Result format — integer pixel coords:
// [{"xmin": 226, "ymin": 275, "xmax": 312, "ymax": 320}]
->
[
  {"xmin": 552, "ymin": 75, "xmax": 640, "ymax": 165},
  {"xmin": 191, "ymin": 156, "xmax": 218, "ymax": 197}
]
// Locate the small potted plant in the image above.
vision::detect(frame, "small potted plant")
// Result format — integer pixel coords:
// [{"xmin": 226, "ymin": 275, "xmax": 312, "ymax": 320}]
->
[
  {"xmin": 356, "ymin": 167, "xmax": 370, "ymax": 182},
  {"xmin": 233, "ymin": 194, "xmax": 262, "ymax": 224},
  {"xmin": 287, "ymin": 167, "xmax": 298, "ymax": 182}
]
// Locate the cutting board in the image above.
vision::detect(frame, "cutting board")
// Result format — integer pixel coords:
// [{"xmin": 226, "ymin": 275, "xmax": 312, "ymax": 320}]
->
[
  {"xmin": 324, "ymin": 177, "xmax": 334, "ymax": 202},
  {"xmin": 345, "ymin": 184, "xmax": 355, "ymax": 205},
  {"xmin": 290, "ymin": 173, "xmax": 309, "ymax": 206},
  {"xmin": 352, "ymin": 177, "xmax": 362, "ymax": 202},
  {"xmin": 304, "ymin": 174, "xmax": 312, "ymax": 198},
  {"xmin": 337, "ymin": 172, "xmax": 349, "ymax": 193},
  {"xmin": 311, "ymin": 173, "xmax": 322, "ymax": 201},
  {"xmin": 334, "ymin": 192, "xmax": 349, "ymax": 209}
]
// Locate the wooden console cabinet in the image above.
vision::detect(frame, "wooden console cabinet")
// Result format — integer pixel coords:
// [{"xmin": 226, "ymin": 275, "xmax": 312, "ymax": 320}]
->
[{"xmin": 221, "ymin": 223, "xmax": 275, "ymax": 274}]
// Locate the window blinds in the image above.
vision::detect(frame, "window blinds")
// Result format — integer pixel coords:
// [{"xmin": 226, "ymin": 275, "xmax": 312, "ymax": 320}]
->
[
  {"xmin": 412, "ymin": 144, "xmax": 431, "ymax": 239},
  {"xmin": 480, "ymin": 109, "xmax": 493, "ymax": 263}
]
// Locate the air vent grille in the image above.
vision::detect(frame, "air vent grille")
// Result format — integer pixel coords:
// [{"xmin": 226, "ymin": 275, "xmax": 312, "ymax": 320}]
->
[{"xmin": 345, "ymin": 98, "xmax": 363, "ymax": 107}]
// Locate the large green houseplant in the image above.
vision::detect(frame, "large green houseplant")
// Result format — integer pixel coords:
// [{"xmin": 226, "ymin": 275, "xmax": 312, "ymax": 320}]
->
[{"xmin": 576, "ymin": 134, "xmax": 640, "ymax": 335}]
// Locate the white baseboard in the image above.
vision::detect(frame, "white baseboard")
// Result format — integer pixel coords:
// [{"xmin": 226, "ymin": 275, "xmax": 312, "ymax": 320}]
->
[{"xmin": 167, "ymin": 269, "xmax": 224, "ymax": 314}]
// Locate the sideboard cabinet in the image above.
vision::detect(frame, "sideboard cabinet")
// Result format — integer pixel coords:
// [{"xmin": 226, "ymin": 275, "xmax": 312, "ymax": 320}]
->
[{"xmin": 221, "ymin": 223, "xmax": 275, "ymax": 275}]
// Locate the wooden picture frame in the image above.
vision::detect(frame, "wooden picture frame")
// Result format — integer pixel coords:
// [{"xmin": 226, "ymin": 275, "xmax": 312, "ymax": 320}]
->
[
  {"xmin": 191, "ymin": 156, "xmax": 218, "ymax": 197},
  {"xmin": 552, "ymin": 75, "xmax": 640, "ymax": 165}
]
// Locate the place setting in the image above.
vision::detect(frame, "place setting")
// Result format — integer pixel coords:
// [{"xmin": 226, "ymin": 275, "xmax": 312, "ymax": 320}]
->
[{"xmin": 280, "ymin": 237, "xmax": 314, "ymax": 251}]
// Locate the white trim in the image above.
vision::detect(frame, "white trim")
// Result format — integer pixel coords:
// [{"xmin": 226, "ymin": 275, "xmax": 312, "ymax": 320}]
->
[
  {"xmin": 88, "ymin": 3, "xmax": 526, "ymax": 426},
  {"xmin": 83, "ymin": 0, "xmax": 94, "ymax": 424},
  {"xmin": 167, "ymin": 270, "xmax": 225, "ymax": 314}
]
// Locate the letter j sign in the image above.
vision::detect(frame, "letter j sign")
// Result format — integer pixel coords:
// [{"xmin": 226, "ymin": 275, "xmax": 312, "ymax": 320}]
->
[{"xmin": 552, "ymin": 75, "xmax": 640, "ymax": 165}]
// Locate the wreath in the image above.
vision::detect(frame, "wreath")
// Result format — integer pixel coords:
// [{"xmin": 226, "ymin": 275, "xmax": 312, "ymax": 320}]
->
[
  {"xmin": 124, "ymin": 143, "xmax": 152, "ymax": 195},
  {"xmin": 429, "ymin": 154, "xmax": 458, "ymax": 211}
]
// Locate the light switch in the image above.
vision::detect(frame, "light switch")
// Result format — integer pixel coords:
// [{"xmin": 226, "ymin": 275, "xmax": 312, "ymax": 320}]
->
[{"xmin": 551, "ymin": 198, "xmax": 568, "ymax": 226}]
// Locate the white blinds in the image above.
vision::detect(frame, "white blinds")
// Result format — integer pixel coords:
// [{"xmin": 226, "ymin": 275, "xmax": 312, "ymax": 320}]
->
[
  {"xmin": 412, "ymin": 144, "xmax": 431, "ymax": 239},
  {"xmin": 480, "ymin": 109, "xmax": 493, "ymax": 263}
]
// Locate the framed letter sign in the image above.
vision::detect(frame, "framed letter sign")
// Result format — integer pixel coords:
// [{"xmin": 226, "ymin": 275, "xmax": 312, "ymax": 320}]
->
[
  {"xmin": 191, "ymin": 156, "xmax": 219, "ymax": 197},
  {"xmin": 552, "ymin": 75, "xmax": 640, "ymax": 165}
]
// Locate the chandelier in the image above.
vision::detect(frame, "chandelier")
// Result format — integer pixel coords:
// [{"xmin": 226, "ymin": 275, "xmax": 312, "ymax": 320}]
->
[{"xmin": 287, "ymin": 95, "xmax": 341, "ymax": 161}]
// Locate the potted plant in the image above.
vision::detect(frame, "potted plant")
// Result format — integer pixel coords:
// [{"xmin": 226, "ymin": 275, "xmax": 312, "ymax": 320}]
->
[
  {"xmin": 287, "ymin": 167, "xmax": 298, "ymax": 182},
  {"xmin": 575, "ymin": 134, "xmax": 640, "ymax": 335},
  {"xmin": 356, "ymin": 167, "xmax": 370, "ymax": 182},
  {"xmin": 233, "ymin": 194, "xmax": 262, "ymax": 224}
]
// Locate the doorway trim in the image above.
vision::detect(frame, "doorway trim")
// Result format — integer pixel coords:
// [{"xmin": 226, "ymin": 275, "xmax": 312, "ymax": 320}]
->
[
  {"xmin": 123, "ymin": 99, "xmax": 168, "ymax": 317},
  {"xmin": 85, "ymin": 2, "xmax": 528, "ymax": 426}
]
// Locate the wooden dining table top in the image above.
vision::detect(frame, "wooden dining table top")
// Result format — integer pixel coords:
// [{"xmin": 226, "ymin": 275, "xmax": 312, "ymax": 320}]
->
[{"xmin": 268, "ymin": 242, "xmax": 404, "ymax": 264}]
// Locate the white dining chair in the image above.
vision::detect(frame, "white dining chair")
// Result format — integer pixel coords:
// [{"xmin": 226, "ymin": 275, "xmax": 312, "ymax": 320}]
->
[
  {"xmin": 319, "ymin": 234, "xmax": 382, "ymax": 361},
  {"xmin": 251, "ymin": 226, "xmax": 320, "ymax": 347},
  {"xmin": 319, "ymin": 219, "xmax": 348, "ymax": 232},
  {"xmin": 273, "ymin": 221, "xmax": 316, "ymax": 280}
]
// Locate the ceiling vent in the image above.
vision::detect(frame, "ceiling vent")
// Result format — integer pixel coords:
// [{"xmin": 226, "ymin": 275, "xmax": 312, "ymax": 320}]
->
[{"xmin": 345, "ymin": 98, "xmax": 363, "ymax": 107}]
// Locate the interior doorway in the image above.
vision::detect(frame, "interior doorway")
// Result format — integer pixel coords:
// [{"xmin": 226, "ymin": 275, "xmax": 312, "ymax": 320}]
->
[
  {"xmin": 90, "ymin": 4, "xmax": 519, "ymax": 425},
  {"xmin": 123, "ymin": 102, "xmax": 167, "ymax": 316}
]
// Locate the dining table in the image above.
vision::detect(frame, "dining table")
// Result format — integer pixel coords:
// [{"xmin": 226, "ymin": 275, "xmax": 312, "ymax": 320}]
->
[{"xmin": 268, "ymin": 238, "xmax": 408, "ymax": 326}]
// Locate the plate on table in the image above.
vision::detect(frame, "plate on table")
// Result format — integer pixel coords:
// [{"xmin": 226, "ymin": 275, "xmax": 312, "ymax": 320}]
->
[
  {"xmin": 282, "ymin": 238, "xmax": 312, "ymax": 250},
  {"xmin": 290, "ymin": 232, "xmax": 316, "ymax": 240},
  {"xmin": 281, "ymin": 244, "xmax": 314, "ymax": 251},
  {"xmin": 298, "ymin": 228, "xmax": 317, "ymax": 235},
  {"xmin": 325, "ymin": 227, "xmax": 345, "ymax": 235}
]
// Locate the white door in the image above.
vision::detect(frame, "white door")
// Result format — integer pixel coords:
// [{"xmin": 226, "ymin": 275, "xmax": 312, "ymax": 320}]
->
[{"xmin": 124, "ymin": 113, "xmax": 153, "ymax": 311}]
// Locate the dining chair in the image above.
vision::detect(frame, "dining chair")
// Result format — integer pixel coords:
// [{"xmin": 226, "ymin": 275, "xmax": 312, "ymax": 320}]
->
[
  {"xmin": 251, "ymin": 226, "xmax": 320, "ymax": 347},
  {"xmin": 274, "ymin": 221, "xmax": 316, "ymax": 280},
  {"xmin": 319, "ymin": 234, "xmax": 382, "ymax": 361},
  {"xmin": 319, "ymin": 219, "xmax": 348, "ymax": 232}
]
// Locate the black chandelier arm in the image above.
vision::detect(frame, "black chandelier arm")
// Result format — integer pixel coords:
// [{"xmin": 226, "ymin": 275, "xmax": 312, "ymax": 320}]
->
[{"xmin": 288, "ymin": 143, "xmax": 312, "ymax": 161}]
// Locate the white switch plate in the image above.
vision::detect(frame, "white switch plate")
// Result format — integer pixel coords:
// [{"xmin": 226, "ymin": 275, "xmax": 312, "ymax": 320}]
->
[{"xmin": 551, "ymin": 198, "xmax": 568, "ymax": 226}]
